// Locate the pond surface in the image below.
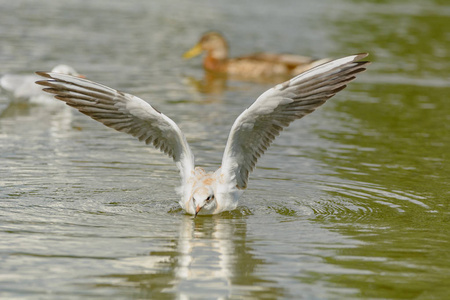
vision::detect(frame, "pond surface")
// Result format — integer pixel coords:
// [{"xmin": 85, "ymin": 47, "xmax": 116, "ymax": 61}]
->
[{"xmin": 0, "ymin": 0, "xmax": 449, "ymax": 299}]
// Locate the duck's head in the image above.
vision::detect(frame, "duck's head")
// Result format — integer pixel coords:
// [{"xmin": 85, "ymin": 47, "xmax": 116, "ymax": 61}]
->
[
  {"xmin": 183, "ymin": 32, "xmax": 228, "ymax": 61},
  {"xmin": 191, "ymin": 185, "xmax": 216, "ymax": 217}
]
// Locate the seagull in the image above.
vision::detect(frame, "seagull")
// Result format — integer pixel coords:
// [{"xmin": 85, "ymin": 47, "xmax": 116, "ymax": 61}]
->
[
  {"xmin": 1, "ymin": 64, "xmax": 83, "ymax": 103},
  {"xmin": 36, "ymin": 53, "xmax": 369, "ymax": 216}
]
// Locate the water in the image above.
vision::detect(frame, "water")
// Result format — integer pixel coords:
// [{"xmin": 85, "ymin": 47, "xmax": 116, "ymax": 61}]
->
[{"xmin": 0, "ymin": 0, "xmax": 449, "ymax": 299}]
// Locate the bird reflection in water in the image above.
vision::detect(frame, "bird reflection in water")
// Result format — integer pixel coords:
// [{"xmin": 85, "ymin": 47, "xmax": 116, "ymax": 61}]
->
[{"xmin": 94, "ymin": 213, "xmax": 283, "ymax": 299}]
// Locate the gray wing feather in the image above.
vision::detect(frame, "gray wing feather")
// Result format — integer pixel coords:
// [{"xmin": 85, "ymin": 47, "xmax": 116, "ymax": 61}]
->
[
  {"xmin": 221, "ymin": 53, "xmax": 370, "ymax": 189},
  {"xmin": 36, "ymin": 72, "xmax": 195, "ymax": 182}
]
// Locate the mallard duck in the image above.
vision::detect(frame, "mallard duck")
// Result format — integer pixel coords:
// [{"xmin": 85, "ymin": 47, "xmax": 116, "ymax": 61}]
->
[
  {"xmin": 36, "ymin": 54, "xmax": 369, "ymax": 215},
  {"xmin": 1, "ymin": 65, "xmax": 83, "ymax": 104},
  {"xmin": 183, "ymin": 32, "xmax": 330, "ymax": 79}
]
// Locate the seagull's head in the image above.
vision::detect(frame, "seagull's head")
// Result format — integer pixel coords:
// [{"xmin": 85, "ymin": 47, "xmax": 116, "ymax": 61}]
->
[
  {"xmin": 51, "ymin": 65, "xmax": 85, "ymax": 78},
  {"xmin": 192, "ymin": 186, "xmax": 216, "ymax": 217}
]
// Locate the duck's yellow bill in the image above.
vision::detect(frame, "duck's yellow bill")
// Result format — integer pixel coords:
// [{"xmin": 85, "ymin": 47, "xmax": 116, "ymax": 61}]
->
[{"xmin": 182, "ymin": 43, "xmax": 203, "ymax": 59}]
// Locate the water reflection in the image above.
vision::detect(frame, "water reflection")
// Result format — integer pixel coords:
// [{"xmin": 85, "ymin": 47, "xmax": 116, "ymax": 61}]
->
[
  {"xmin": 182, "ymin": 214, "xmax": 288, "ymax": 298},
  {"xmin": 96, "ymin": 214, "xmax": 284, "ymax": 299},
  {"xmin": 183, "ymin": 68, "xmax": 301, "ymax": 96},
  {"xmin": 183, "ymin": 72, "xmax": 229, "ymax": 96},
  {"xmin": 176, "ymin": 216, "xmax": 238, "ymax": 299}
]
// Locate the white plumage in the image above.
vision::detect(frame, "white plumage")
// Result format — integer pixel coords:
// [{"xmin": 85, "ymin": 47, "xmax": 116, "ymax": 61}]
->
[
  {"xmin": 1, "ymin": 64, "xmax": 82, "ymax": 104},
  {"xmin": 36, "ymin": 53, "xmax": 369, "ymax": 216}
]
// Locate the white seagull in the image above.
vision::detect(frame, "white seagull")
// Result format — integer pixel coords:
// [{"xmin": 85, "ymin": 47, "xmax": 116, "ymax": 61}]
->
[
  {"xmin": 1, "ymin": 64, "xmax": 83, "ymax": 103},
  {"xmin": 36, "ymin": 53, "xmax": 369, "ymax": 216}
]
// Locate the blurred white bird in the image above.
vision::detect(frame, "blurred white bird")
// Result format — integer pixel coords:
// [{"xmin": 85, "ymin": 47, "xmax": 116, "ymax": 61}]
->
[
  {"xmin": 1, "ymin": 65, "xmax": 83, "ymax": 104},
  {"xmin": 36, "ymin": 53, "xmax": 369, "ymax": 216}
]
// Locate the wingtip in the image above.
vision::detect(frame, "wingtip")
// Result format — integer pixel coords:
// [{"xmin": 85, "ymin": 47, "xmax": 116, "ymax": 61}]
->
[
  {"xmin": 354, "ymin": 52, "xmax": 369, "ymax": 61},
  {"xmin": 35, "ymin": 71, "xmax": 52, "ymax": 78},
  {"xmin": 35, "ymin": 79, "xmax": 52, "ymax": 87},
  {"xmin": 357, "ymin": 52, "xmax": 369, "ymax": 57}
]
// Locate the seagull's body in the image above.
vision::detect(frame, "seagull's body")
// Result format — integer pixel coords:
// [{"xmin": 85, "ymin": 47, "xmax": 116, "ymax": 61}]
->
[
  {"xmin": 1, "ymin": 65, "xmax": 82, "ymax": 103},
  {"xmin": 36, "ymin": 54, "xmax": 369, "ymax": 216}
]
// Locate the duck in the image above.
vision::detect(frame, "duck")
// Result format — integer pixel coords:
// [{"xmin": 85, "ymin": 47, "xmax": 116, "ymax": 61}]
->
[
  {"xmin": 1, "ymin": 64, "xmax": 84, "ymax": 104},
  {"xmin": 36, "ymin": 54, "xmax": 369, "ymax": 216},
  {"xmin": 183, "ymin": 31, "xmax": 330, "ymax": 79}
]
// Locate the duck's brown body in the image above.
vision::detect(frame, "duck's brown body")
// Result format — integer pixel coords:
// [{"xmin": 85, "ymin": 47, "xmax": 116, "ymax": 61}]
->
[{"xmin": 183, "ymin": 32, "xmax": 329, "ymax": 79}]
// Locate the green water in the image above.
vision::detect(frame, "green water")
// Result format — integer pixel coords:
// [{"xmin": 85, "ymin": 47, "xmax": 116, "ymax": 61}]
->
[
  {"xmin": 315, "ymin": 2, "xmax": 450, "ymax": 297},
  {"xmin": 0, "ymin": 0, "xmax": 449, "ymax": 299}
]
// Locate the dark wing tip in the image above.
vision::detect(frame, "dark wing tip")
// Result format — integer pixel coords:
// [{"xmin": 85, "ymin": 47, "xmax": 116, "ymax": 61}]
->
[
  {"xmin": 353, "ymin": 53, "xmax": 371, "ymax": 68},
  {"xmin": 35, "ymin": 80, "xmax": 53, "ymax": 87},
  {"xmin": 354, "ymin": 53, "xmax": 369, "ymax": 60},
  {"xmin": 35, "ymin": 71, "xmax": 52, "ymax": 78},
  {"xmin": 42, "ymin": 87, "xmax": 61, "ymax": 95}
]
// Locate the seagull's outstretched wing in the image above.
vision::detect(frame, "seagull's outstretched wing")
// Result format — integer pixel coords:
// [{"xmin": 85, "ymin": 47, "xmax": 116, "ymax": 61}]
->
[
  {"xmin": 221, "ymin": 53, "xmax": 370, "ymax": 189},
  {"xmin": 36, "ymin": 72, "xmax": 195, "ymax": 182}
]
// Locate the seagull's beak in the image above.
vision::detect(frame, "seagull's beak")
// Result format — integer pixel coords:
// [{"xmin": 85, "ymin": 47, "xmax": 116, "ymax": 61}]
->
[
  {"xmin": 183, "ymin": 43, "xmax": 203, "ymax": 59},
  {"xmin": 194, "ymin": 205, "xmax": 202, "ymax": 218}
]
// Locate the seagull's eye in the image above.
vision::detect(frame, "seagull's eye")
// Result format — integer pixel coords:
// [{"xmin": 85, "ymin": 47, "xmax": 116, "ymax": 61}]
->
[{"xmin": 206, "ymin": 196, "xmax": 211, "ymax": 201}]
